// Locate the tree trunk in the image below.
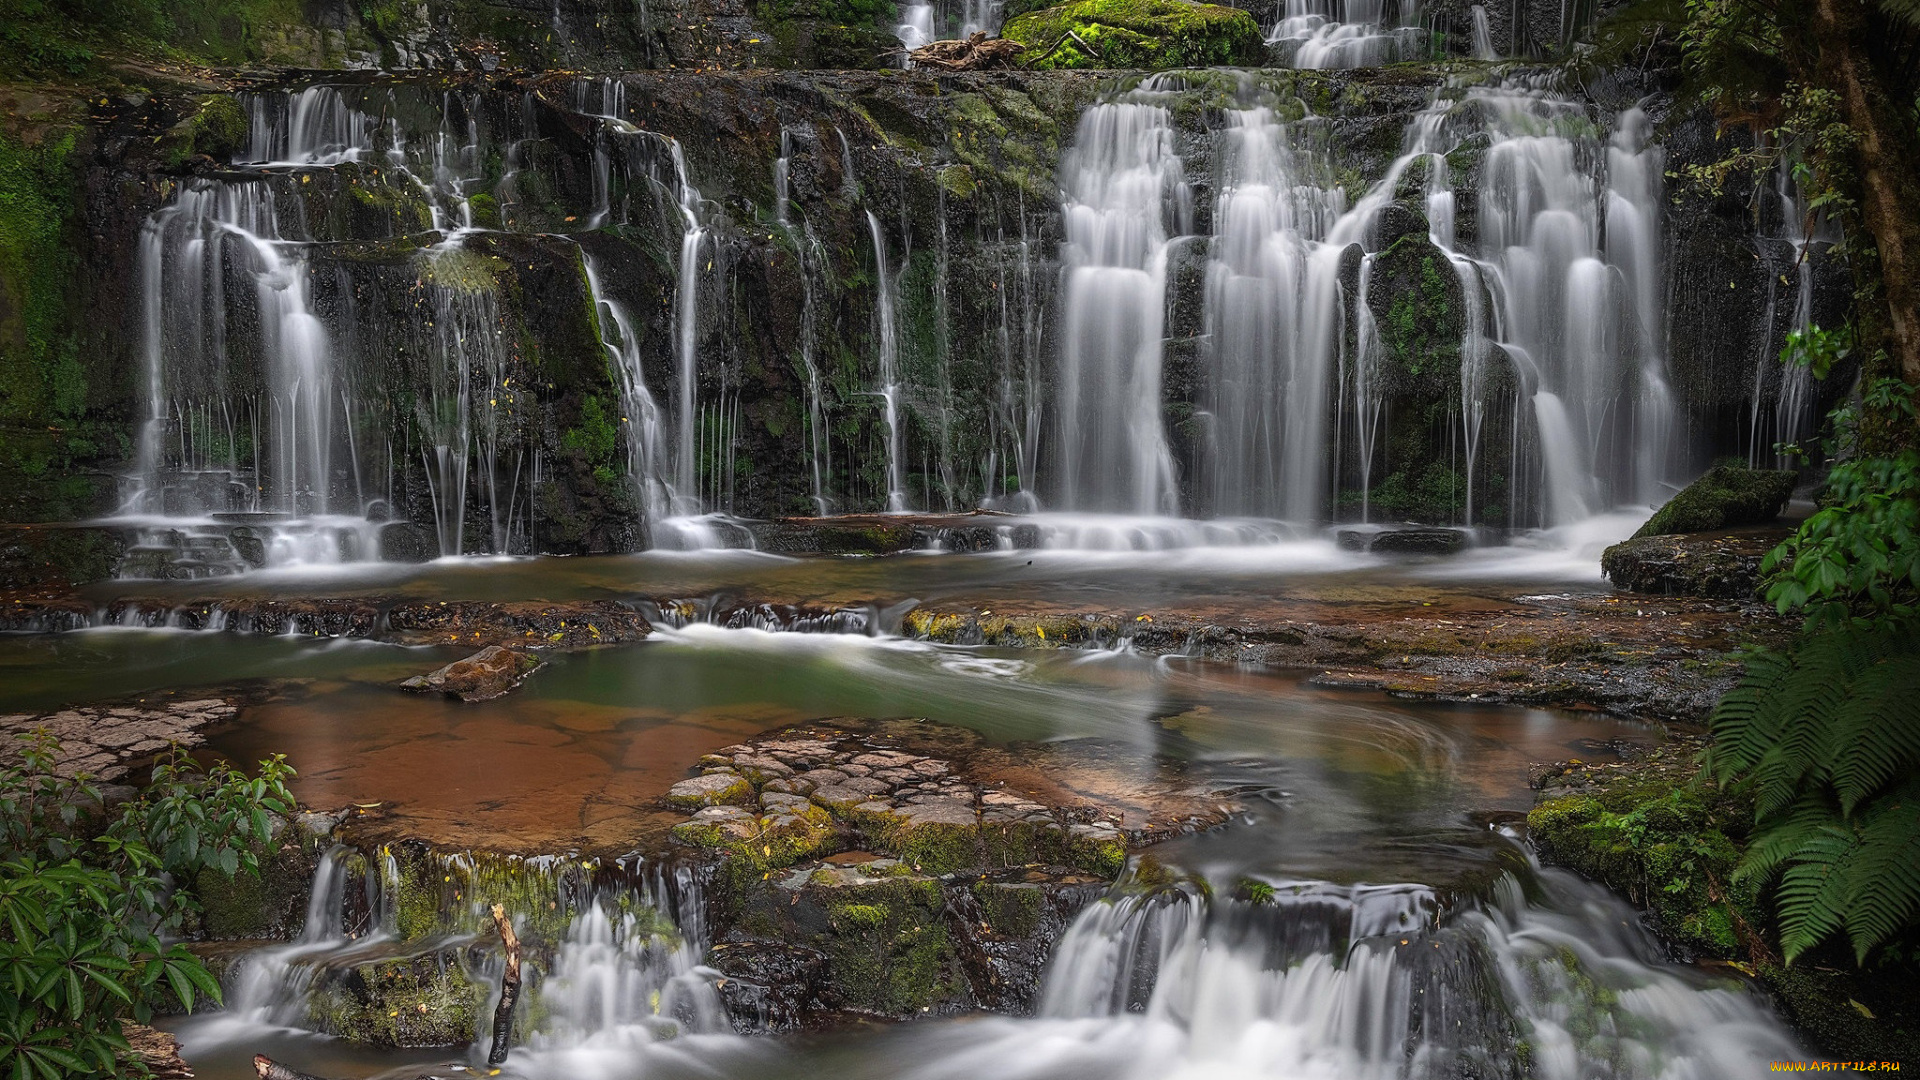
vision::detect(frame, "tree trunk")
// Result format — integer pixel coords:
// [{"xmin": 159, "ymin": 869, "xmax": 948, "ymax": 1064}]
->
[{"xmin": 1810, "ymin": 0, "xmax": 1920, "ymax": 394}]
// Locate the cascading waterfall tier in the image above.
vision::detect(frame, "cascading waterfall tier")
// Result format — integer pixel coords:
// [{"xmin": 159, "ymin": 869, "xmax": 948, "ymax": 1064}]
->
[
  {"xmin": 121, "ymin": 80, "xmax": 756, "ymax": 567},
  {"xmin": 908, "ymin": 869, "xmax": 1801, "ymax": 1080},
  {"xmin": 1052, "ymin": 74, "xmax": 1676, "ymax": 531},
  {"xmin": 199, "ymin": 847, "xmax": 728, "ymax": 1069},
  {"xmin": 1269, "ymin": 0, "xmax": 1429, "ymax": 68},
  {"xmin": 1052, "ymin": 81, "xmax": 1189, "ymax": 515}
]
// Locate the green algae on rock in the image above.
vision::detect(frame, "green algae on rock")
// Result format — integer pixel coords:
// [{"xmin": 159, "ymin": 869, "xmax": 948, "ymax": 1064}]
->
[
  {"xmin": 1003, "ymin": 0, "xmax": 1265, "ymax": 70},
  {"xmin": 1633, "ymin": 465, "xmax": 1797, "ymax": 538}
]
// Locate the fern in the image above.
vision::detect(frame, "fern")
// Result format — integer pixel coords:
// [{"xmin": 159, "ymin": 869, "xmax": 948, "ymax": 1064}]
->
[
  {"xmin": 1876, "ymin": 0, "xmax": 1920, "ymax": 31},
  {"xmin": 1710, "ymin": 626, "xmax": 1920, "ymax": 964}
]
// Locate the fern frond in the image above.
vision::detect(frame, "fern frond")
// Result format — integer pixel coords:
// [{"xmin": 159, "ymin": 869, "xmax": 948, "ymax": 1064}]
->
[
  {"xmin": 1775, "ymin": 825, "xmax": 1858, "ymax": 963},
  {"xmin": 1706, "ymin": 649, "xmax": 1794, "ymax": 779},
  {"xmin": 1874, "ymin": 0, "xmax": 1920, "ymax": 32},
  {"xmin": 1840, "ymin": 783, "xmax": 1920, "ymax": 964},
  {"xmin": 1829, "ymin": 652, "xmax": 1920, "ymax": 814},
  {"xmin": 1735, "ymin": 800, "xmax": 1838, "ymax": 887}
]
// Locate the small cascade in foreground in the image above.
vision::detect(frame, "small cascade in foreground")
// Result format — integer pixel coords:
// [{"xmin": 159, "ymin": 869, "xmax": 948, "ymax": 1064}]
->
[
  {"xmin": 215, "ymin": 847, "xmax": 400, "ymax": 1034},
  {"xmin": 200, "ymin": 849, "xmax": 728, "ymax": 1072},
  {"xmin": 1053, "ymin": 83, "xmax": 1187, "ymax": 515},
  {"xmin": 900, "ymin": 867, "xmax": 1799, "ymax": 1080},
  {"xmin": 499, "ymin": 863, "xmax": 732, "ymax": 1072},
  {"xmin": 1270, "ymin": 0, "xmax": 1428, "ymax": 68}
]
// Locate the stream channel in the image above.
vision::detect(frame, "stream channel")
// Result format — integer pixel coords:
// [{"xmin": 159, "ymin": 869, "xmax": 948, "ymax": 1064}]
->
[{"xmin": 3, "ymin": 531, "xmax": 1804, "ymax": 1079}]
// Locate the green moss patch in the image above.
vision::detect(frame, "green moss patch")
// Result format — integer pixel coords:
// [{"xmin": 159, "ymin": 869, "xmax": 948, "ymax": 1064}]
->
[
  {"xmin": 1634, "ymin": 466, "xmax": 1797, "ymax": 537},
  {"xmin": 1003, "ymin": 0, "xmax": 1265, "ymax": 69}
]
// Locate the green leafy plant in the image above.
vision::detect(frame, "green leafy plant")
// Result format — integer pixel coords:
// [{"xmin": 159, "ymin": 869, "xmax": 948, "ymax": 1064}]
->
[
  {"xmin": 1780, "ymin": 324, "xmax": 1854, "ymax": 380},
  {"xmin": 0, "ymin": 734, "xmax": 296, "ymax": 1078},
  {"xmin": 1761, "ymin": 445, "xmax": 1920, "ymax": 627},
  {"xmin": 1707, "ymin": 628, "xmax": 1920, "ymax": 964}
]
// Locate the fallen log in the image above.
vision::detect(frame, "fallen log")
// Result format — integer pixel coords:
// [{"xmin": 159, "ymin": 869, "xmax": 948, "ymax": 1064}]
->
[
  {"xmin": 253, "ymin": 1056, "xmax": 329, "ymax": 1080},
  {"xmin": 488, "ymin": 902, "xmax": 523, "ymax": 1066},
  {"xmin": 908, "ymin": 32, "xmax": 1027, "ymax": 70}
]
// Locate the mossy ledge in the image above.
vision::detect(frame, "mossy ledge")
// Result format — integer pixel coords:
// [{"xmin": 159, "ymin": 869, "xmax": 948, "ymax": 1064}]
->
[
  {"xmin": 1003, "ymin": 0, "xmax": 1266, "ymax": 70},
  {"xmin": 1528, "ymin": 740, "xmax": 1920, "ymax": 1062}
]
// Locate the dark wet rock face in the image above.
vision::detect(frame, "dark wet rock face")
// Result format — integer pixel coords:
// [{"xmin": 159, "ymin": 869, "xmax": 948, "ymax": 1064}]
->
[
  {"xmin": 1633, "ymin": 466, "xmax": 1797, "ymax": 538},
  {"xmin": 1602, "ymin": 530, "xmax": 1783, "ymax": 600},
  {"xmin": 400, "ymin": 645, "xmax": 546, "ymax": 701}
]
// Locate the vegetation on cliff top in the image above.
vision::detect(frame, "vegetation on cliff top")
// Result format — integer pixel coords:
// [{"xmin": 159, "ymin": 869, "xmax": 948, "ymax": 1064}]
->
[{"xmin": 1003, "ymin": 0, "xmax": 1265, "ymax": 70}]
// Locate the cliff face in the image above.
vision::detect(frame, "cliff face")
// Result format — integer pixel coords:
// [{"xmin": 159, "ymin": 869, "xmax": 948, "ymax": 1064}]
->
[{"xmin": 0, "ymin": 0, "xmax": 1849, "ymax": 571}]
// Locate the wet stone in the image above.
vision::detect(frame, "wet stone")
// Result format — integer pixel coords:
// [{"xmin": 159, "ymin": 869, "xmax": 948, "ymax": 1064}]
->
[
  {"xmin": 666, "ymin": 771, "xmax": 755, "ymax": 808},
  {"xmin": 398, "ymin": 645, "xmax": 544, "ymax": 702}
]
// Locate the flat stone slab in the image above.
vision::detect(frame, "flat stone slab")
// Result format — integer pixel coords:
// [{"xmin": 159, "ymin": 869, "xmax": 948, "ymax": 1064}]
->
[
  {"xmin": 668, "ymin": 718, "xmax": 1241, "ymax": 877},
  {"xmin": 0, "ymin": 690, "xmax": 250, "ymax": 782}
]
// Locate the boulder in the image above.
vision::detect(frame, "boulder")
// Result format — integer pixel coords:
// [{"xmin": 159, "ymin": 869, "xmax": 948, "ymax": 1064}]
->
[
  {"xmin": 1004, "ymin": 0, "xmax": 1266, "ymax": 69},
  {"xmin": 1633, "ymin": 466, "xmax": 1797, "ymax": 537},
  {"xmin": 1337, "ymin": 526, "xmax": 1469, "ymax": 555},
  {"xmin": 399, "ymin": 646, "xmax": 544, "ymax": 702},
  {"xmin": 1601, "ymin": 532, "xmax": 1780, "ymax": 599}
]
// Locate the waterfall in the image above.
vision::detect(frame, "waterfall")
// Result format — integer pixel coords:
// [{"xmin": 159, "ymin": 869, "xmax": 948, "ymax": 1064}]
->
[
  {"xmin": 909, "ymin": 870, "xmax": 1801, "ymax": 1079},
  {"xmin": 1749, "ymin": 158, "xmax": 1835, "ymax": 467},
  {"xmin": 210, "ymin": 847, "xmax": 400, "ymax": 1037},
  {"xmin": 582, "ymin": 250, "xmax": 672, "ymax": 523},
  {"xmin": 1605, "ymin": 108, "xmax": 1676, "ymax": 505},
  {"xmin": 1471, "ymin": 4, "xmax": 1497, "ymax": 59},
  {"xmin": 868, "ymin": 211, "xmax": 910, "ymax": 512},
  {"xmin": 1201, "ymin": 105, "xmax": 1351, "ymax": 521},
  {"xmin": 895, "ymin": 0, "xmax": 1004, "ymax": 55},
  {"xmin": 1053, "ymin": 90, "xmax": 1186, "ymax": 515},
  {"xmin": 500, "ymin": 865, "xmax": 732, "ymax": 1071},
  {"xmin": 1269, "ymin": 0, "xmax": 1428, "ymax": 68},
  {"xmin": 198, "ymin": 852, "xmax": 728, "ymax": 1070},
  {"xmin": 1467, "ymin": 87, "xmax": 1675, "ymax": 522}
]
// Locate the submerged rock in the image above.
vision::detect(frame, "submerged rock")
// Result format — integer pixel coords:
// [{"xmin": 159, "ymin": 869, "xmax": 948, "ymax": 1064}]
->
[
  {"xmin": 399, "ymin": 645, "xmax": 545, "ymax": 702},
  {"xmin": 1004, "ymin": 0, "xmax": 1266, "ymax": 69},
  {"xmin": 1633, "ymin": 466, "xmax": 1797, "ymax": 537}
]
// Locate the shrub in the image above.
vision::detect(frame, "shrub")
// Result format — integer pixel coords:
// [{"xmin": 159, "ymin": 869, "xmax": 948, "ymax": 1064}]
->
[{"xmin": 0, "ymin": 734, "xmax": 295, "ymax": 1078}]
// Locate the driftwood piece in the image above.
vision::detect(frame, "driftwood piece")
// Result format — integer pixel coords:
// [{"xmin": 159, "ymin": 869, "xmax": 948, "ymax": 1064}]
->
[
  {"xmin": 908, "ymin": 32, "xmax": 1028, "ymax": 70},
  {"xmin": 488, "ymin": 902, "xmax": 523, "ymax": 1066},
  {"xmin": 1022, "ymin": 27, "xmax": 1101, "ymax": 66},
  {"xmin": 253, "ymin": 1056, "xmax": 329, "ymax": 1080}
]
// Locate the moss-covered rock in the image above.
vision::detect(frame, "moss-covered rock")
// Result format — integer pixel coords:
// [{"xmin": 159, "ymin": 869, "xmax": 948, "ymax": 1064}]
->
[
  {"xmin": 666, "ymin": 771, "xmax": 757, "ymax": 808},
  {"xmin": 1633, "ymin": 466, "xmax": 1797, "ymax": 538},
  {"xmin": 305, "ymin": 949, "xmax": 484, "ymax": 1048},
  {"xmin": 821, "ymin": 875, "xmax": 958, "ymax": 1014},
  {"xmin": 1004, "ymin": 0, "xmax": 1266, "ymax": 69},
  {"xmin": 194, "ymin": 838, "xmax": 323, "ymax": 941},
  {"xmin": 1530, "ymin": 740, "xmax": 1920, "ymax": 1061}
]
